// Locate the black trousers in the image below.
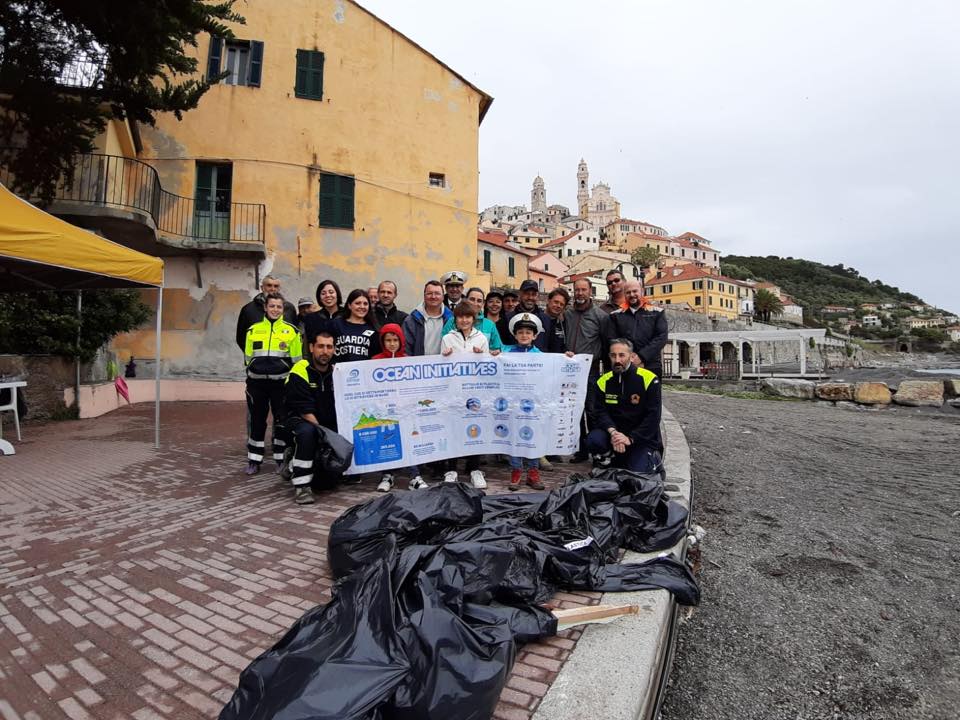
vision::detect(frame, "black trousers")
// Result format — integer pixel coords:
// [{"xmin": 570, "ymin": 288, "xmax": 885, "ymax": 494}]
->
[
  {"xmin": 285, "ymin": 418, "xmax": 343, "ymax": 490},
  {"xmin": 245, "ymin": 378, "xmax": 287, "ymax": 463}
]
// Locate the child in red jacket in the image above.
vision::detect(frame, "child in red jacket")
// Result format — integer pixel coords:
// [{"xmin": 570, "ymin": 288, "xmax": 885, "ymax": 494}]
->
[{"xmin": 371, "ymin": 324, "xmax": 428, "ymax": 492}]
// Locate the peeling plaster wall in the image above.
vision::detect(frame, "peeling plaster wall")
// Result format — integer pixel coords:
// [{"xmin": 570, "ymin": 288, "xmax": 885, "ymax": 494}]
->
[{"xmin": 112, "ymin": 0, "xmax": 486, "ymax": 376}]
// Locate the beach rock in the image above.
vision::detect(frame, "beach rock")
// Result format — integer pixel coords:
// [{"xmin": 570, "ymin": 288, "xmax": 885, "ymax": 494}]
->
[
  {"xmin": 943, "ymin": 379, "xmax": 960, "ymax": 398},
  {"xmin": 853, "ymin": 382, "xmax": 892, "ymax": 405},
  {"xmin": 760, "ymin": 378, "xmax": 815, "ymax": 400},
  {"xmin": 816, "ymin": 383, "xmax": 854, "ymax": 401},
  {"xmin": 949, "ymin": 398, "xmax": 960, "ymax": 409},
  {"xmin": 892, "ymin": 380, "xmax": 944, "ymax": 408}
]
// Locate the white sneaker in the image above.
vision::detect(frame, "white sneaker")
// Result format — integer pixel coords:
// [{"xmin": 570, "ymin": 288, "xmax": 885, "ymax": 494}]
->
[
  {"xmin": 443, "ymin": 471, "xmax": 458, "ymax": 483},
  {"xmin": 408, "ymin": 475, "xmax": 429, "ymax": 490},
  {"xmin": 377, "ymin": 474, "xmax": 394, "ymax": 492},
  {"xmin": 470, "ymin": 470, "xmax": 487, "ymax": 489}
]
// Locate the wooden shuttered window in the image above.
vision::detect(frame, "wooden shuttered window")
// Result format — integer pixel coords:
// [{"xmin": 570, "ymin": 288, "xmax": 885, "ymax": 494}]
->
[
  {"xmin": 319, "ymin": 173, "xmax": 354, "ymax": 229},
  {"xmin": 248, "ymin": 41, "xmax": 264, "ymax": 87},
  {"xmin": 207, "ymin": 37, "xmax": 223, "ymax": 82},
  {"xmin": 295, "ymin": 49, "xmax": 325, "ymax": 100}
]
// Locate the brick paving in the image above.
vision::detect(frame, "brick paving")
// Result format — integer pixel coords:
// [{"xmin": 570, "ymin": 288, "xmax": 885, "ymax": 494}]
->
[{"xmin": 0, "ymin": 402, "xmax": 599, "ymax": 720}]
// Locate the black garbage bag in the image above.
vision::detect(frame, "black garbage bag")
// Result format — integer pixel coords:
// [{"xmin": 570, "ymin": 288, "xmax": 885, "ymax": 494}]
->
[
  {"xmin": 316, "ymin": 424, "xmax": 354, "ymax": 475},
  {"xmin": 220, "ymin": 471, "xmax": 699, "ymax": 720}
]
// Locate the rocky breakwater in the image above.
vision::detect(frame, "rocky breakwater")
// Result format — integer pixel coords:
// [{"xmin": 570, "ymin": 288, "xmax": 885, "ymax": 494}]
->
[{"xmin": 762, "ymin": 378, "xmax": 959, "ymax": 410}]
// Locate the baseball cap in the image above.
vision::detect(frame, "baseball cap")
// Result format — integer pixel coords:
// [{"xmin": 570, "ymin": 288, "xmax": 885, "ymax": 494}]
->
[
  {"xmin": 297, "ymin": 297, "xmax": 314, "ymax": 307},
  {"xmin": 519, "ymin": 279, "xmax": 539, "ymax": 293}
]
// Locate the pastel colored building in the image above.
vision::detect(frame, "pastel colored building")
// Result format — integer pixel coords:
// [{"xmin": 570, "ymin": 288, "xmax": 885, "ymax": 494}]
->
[{"xmin": 10, "ymin": 0, "xmax": 492, "ymax": 376}]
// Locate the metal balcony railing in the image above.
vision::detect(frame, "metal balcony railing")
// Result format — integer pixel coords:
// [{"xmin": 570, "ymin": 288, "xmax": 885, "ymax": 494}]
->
[{"xmin": 0, "ymin": 152, "xmax": 265, "ymax": 245}]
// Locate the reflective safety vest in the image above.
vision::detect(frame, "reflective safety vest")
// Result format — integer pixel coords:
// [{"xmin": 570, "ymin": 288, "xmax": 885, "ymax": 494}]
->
[{"xmin": 244, "ymin": 317, "xmax": 302, "ymax": 380}]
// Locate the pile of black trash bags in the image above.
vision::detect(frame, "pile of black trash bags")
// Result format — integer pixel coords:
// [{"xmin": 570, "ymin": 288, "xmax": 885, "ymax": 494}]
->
[{"xmin": 219, "ymin": 469, "xmax": 699, "ymax": 720}]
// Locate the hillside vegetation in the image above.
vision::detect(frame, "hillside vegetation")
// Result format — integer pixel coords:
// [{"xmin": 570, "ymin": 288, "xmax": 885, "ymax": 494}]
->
[{"xmin": 721, "ymin": 256, "xmax": 924, "ymax": 312}]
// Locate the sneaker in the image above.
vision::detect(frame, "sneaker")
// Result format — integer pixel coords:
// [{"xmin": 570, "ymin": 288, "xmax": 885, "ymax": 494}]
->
[
  {"xmin": 539, "ymin": 456, "xmax": 554, "ymax": 471},
  {"xmin": 279, "ymin": 449, "xmax": 294, "ymax": 480},
  {"xmin": 377, "ymin": 474, "xmax": 394, "ymax": 493},
  {"xmin": 408, "ymin": 475, "xmax": 429, "ymax": 490},
  {"xmin": 509, "ymin": 469, "xmax": 522, "ymax": 491},
  {"xmin": 245, "ymin": 461, "xmax": 261, "ymax": 475},
  {"xmin": 443, "ymin": 471, "xmax": 458, "ymax": 483},
  {"xmin": 294, "ymin": 486, "xmax": 315, "ymax": 505},
  {"xmin": 526, "ymin": 468, "xmax": 545, "ymax": 490},
  {"xmin": 469, "ymin": 470, "xmax": 487, "ymax": 489}
]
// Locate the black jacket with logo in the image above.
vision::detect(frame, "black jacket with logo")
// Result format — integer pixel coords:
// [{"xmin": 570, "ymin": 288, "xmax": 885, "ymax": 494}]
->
[
  {"xmin": 588, "ymin": 365, "xmax": 661, "ymax": 451},
  {"xmin": 284, "ymin": 359, "xmax": 337, "ymax": 430}
]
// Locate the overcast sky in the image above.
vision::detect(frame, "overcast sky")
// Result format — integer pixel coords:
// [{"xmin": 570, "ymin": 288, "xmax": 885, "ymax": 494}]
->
[{"xmin": 362, "ymin": 0, "xmax": 959, "ymax": 312}]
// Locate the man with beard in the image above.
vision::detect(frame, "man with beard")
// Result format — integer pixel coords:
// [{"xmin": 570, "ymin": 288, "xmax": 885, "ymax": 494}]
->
[
  {"xmin": 599, "ymin": 269, "xmax": 626, "ymax": 314},
  {"xmin": 586, "ymin": 338, "xmax": 662, "ymax": 473},
  {"xmin": 283, "ymin": 330, "xmax": 339, "ymax": 504},
  {"xmin": 606, "ymin": 278, "xmax": 668, "ymax": 377},
  {"xmin": 504, "ymin": 279, "xmax": 550, "ymax": 351},
  {"xmin": 565, "ymin": 277, "xmax": 610, "ymax": 462}
]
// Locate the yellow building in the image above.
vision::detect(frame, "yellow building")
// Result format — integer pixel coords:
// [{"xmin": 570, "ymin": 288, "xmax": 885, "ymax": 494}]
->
[
  {"xmin": 10, "ymin": 0, "xmax": 492, "ymax": 375},
  {"xmin": 645, "ymin": 265, "xmax": 741, "ymax": 319},
  {"xmin": 477, "ymin": 232, "xmax": 531, "ymax": 289},
  {"xmin": 603, "ymin": 218, "xmax": 668, "ymax": 247}
]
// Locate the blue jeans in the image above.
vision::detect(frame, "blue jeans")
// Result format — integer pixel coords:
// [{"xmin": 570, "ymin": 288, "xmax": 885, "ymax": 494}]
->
[
  {"xmin": 585, "ymin": 429, "xmax": 662, "ymax": 473},
  {"xmin": 509, "ymin": 456, "xmax": 539, "ymax": 470}
]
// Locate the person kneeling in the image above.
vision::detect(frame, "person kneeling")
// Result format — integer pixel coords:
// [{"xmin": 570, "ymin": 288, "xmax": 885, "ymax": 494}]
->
[
  {"xmin": 283, "ymin": 330, "xmax": 342, "ymax": 504},
  {"xmin": 586, "ymin": 338, "xmax": 663, "ymax": 474}
]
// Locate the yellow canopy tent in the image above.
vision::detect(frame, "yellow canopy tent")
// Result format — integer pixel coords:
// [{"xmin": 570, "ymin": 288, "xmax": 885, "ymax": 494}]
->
[{"xmin": 0, "ymin": 182, "xmax": 166, "ymax": 446}]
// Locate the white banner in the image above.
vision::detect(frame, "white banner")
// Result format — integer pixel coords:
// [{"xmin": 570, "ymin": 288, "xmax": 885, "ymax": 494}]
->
[{"xmin": 333, "ymin": 353, "xmax": 592, "ymax": 475}]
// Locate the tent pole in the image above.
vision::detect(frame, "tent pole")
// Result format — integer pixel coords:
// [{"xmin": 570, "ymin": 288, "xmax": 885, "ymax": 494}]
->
[
  {"xmin": 75, "ymin": 290, "xmax": 82, "ymax": 411},
  {"xmin": 154, "ymin": 286, "xmax": 163, "ymax": 449}
]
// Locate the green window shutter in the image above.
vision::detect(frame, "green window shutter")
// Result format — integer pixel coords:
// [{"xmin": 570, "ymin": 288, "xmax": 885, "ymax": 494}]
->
[
  {"xmin": 338, "ymin": 175, "xmax": 354, "ymax": 228},
  {"xmin": 319, "ymin": 173, "xmax": 337, "ymax": 226},
  {"xmin": 310, "ymin": 51, "xmax": 325, "ymax": 100},
  {"xmin": 319, "ymin": 173, "xmax": 354, "ymax": 228},
  {"xmin": 207, "ymin": 36, "xmax": 223, "ymax": 82},
  {"xmin": 248, "ymin": 41, "xmax": 264, "ymax": 87},
  {"xmin": 295, "ymin": 49, "xmax": 309, "ymax": 97},
  {"xmin": 508, "ymin": 257, "xmax": 515, "ymax": 277},
  {"xmin": 296, "ymin": 49, "xmax": 324, "ymax": 99},
  {"xmin": 483, "ymin": 250, "xmax": 491, "ymax": 272}
]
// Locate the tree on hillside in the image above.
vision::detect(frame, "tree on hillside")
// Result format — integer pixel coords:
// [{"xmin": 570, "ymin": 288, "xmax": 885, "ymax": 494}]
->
[
  {"xmin": 0, "ymin": 0, "xmax": 244, "ymax": 202},
  {"xmin": 754, "ymin": 288, "xmax": 784, "ymax": 322},
  {"xmin": 630, "ymin": 246, "xmax": 661, "ymax": 270}
]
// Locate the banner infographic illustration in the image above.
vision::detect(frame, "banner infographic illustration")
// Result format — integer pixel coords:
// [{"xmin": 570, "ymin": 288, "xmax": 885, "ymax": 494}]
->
[{"xmin": 333, "ymin": 353, "xmax": 592, "ymax": 475}]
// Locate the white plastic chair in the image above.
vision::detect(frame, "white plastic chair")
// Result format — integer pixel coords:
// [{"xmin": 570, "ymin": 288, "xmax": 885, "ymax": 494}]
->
[{"xmin": 0, "ymin": 387, "xmax": 21, "ymax": 441}]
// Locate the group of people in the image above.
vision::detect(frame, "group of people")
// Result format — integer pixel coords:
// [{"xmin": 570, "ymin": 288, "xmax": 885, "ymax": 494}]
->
[{"xmin": 235, "ymin": 267, "xmax": 669, "ymax": 504}]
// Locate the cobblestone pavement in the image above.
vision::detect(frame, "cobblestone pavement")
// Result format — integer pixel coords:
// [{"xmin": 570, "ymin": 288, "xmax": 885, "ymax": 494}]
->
[{"xmin": 0, "ymin": 402, "xmax": 598, "ymax": 720}]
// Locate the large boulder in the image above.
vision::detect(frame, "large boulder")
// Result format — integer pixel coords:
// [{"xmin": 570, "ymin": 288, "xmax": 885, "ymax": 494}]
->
[
  {"xmin": 943, "ymin": 379, "xmax": 960, "ymax": 398},
  {"xmin": 760, "ymin": 378, "xmax": 816, "ymax": 399},
  {"xmin": 816, "ymin": 383, "xmax": 854, "ymax": 401},
  {"xmin": 892, "ymin": 380, "xmax": 944, "ymax": 408},
  {"xmin": 853, "ymin": 382, "xmax": 892, "ymax": 405}
]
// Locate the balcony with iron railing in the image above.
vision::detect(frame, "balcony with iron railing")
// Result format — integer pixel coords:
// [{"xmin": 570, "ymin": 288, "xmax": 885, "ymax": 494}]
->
[{"xmin": 0, "ymin": 152, "xmax": 266, "ymax": 250}]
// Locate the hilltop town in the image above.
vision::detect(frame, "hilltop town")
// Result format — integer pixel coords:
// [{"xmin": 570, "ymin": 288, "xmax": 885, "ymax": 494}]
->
[{"xmin": 476, "ymin": 161, "xmax": 960, "ymax": 352}]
